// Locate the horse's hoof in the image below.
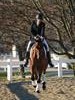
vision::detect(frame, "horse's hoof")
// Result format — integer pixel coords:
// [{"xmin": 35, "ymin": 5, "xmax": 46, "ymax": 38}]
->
[
  {"xmin": 42, "ymin": 82, "xmax": 46, "ymax": 90},
  {"xmin": 42, "ymin": 85, "xmax": 46, "ymax": 90},
  {"xmin": 33, "ymin": 85, "xmax": 36, "ymax": 88},
  {"xmin": 36, "ymin": 90, "xmax": 40, "ymax": 93},
  {"xmin": 22, "ymin": 76, "xmax": 25, "ymax": 78}
]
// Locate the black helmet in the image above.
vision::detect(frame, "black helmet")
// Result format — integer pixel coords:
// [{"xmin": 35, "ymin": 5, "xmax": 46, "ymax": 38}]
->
[{"xmin": 36, "ymin": 12, "xmax": 43, "ymax": 20}]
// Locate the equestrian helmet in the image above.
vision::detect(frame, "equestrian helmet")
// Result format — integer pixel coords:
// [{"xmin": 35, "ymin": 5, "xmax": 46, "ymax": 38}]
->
[{"xmin": 36, "ymin": 12, "xmax": 43, "ymax": 20}]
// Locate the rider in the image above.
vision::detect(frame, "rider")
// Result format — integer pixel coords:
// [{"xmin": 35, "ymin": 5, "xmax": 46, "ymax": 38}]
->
[{"xmin": 24, "ymin": 12, "xmax": 54, "ymax": 67}]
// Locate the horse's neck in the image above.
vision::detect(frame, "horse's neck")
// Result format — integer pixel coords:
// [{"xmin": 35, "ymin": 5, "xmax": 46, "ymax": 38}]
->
[
  {"xmin": 30, "ymin": 42, "xmax": 45, "ymax": 60},
  {"xmin": 35, "ymin": 42, "xmax": 43, "ymax": 49}
]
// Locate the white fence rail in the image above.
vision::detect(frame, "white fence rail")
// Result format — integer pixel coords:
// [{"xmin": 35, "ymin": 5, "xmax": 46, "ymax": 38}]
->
[{"xmin": 0, "ymin": 58, "xmax": 75, "ymax": 81}]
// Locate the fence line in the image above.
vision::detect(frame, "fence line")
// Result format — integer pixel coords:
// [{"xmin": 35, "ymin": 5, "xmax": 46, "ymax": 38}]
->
[{"xmin": 0, "ymin": 58, "xmax": 75, "ymax": 81}]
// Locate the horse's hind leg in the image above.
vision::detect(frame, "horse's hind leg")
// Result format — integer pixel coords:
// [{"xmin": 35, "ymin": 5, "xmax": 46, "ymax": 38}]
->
[{"xmin": 42, "ymin": 72, "xmax": 46, "ymax": 90}]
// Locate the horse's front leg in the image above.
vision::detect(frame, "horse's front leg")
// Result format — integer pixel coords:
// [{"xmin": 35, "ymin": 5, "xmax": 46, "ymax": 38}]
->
[
  {"xmin": 36, "ymin": 73, "xmax": 42, "ymax": 93},
  {"xmin": 42, "ymin": 72, "xmax": 46, "ymax": 90},
  {"xmin": 31, "ymin": 74, "xmax": 37, "ymax": 88}
]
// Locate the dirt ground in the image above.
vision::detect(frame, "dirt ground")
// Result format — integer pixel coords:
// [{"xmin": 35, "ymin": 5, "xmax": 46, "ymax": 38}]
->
[{"xmin": 0, "ymin": 77, "xmax": 75, "ymax": 100}]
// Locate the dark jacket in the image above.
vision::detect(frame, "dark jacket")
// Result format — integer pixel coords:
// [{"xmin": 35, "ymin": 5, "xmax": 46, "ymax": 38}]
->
[{"xmin": 31, "ymin": 20, "xmax": 45, "ymax": 38}]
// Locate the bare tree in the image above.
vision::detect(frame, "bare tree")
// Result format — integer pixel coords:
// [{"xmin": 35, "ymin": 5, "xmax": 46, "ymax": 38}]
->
[
  {"xmin": 32, "ymin": 0, "xmax": 75, "ymax": 57},
  {"xmin": 0, "ymin": 0, "xmax": 75, "ymax": 76}
]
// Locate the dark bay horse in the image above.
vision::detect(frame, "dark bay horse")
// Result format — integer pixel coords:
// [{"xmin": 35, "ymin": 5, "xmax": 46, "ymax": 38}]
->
[{"xmin": 29, "ymin": 36, "xmax": 48, "ymax": 93}]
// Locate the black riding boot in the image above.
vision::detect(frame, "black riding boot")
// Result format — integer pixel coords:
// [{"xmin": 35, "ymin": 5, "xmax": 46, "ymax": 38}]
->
[
  {"xmin": 24, "ymin": 52, "xmax": 30, "ymax": 67},
  {"xmin": 47, "ymin": 52, "xmax": 54, "ymax": 67}
]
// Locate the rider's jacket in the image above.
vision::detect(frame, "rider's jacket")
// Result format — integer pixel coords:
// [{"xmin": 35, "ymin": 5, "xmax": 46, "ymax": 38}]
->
[{"xmin": 30, "ymin": 20, "xmax": 45, "ymax": 39}]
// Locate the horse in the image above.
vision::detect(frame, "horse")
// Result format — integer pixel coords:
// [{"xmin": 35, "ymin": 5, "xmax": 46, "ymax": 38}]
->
[{"xmin": 29, "ymin": 35, "xmax": 48, "ymax": 93}]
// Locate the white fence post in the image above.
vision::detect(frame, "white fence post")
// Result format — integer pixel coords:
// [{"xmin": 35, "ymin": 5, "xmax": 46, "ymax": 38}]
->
[
  {"xmin": 1, "ymin": 57, "xmax": 75, "ymax": 81},
  {"xmin": 58, "ymin": 58, "xmax": 62, "ymax": 77},
  {"xmin": 7, "ymin": 58, "xmax": 12, "ymax": 81},
  {"xmin": 12, "ymin": 45, "xmax": 16, "ymax": 58}
]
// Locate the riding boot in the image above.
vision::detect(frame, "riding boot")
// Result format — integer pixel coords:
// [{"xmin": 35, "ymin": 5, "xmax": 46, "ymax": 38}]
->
[
  {"xmin": 47, "ymin": 52, "xmax": 54, "ymax": 67},
  {"xmin": 24, "ymin": 52, "xmax": 30, "ymax": 67}
]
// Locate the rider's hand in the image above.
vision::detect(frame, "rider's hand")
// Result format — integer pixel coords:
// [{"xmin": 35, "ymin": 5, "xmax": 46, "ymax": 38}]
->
[
  {"xmin": 40, "ymin": 36, "xmax": 44, "ymax": 41},
  {"xmin": 34, "ymin": 36, "xmax": 37, "ymax": 40}
]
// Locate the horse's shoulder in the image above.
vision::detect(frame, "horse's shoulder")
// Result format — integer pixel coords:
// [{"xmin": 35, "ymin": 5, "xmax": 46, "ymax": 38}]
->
[{"xmin": 30, "ymin": 44, "xmax": 36, "ymax": 51}]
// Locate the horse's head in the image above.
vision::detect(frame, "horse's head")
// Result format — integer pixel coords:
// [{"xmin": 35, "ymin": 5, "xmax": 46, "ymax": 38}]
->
[
  {"xmin": 34, "ymin": 35, "xmax": 43, "ymax": 42},
  {"xmin": 34, "ymin": 35, "xmax": 44, "ymax": 49}
]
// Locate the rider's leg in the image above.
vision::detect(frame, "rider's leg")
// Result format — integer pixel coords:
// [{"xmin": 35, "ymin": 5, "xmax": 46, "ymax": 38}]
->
[
  {"xmin": 43, "ymin": 39, "xmax": 54, "ymax": 67},
  {"xmin": 24, "ymin": 41, "xmax": 32, "ymax": 67}
]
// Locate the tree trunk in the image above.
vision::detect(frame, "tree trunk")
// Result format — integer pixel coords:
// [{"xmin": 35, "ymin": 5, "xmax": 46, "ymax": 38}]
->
[
  {"xmin": 73, "ymin": 47, "xmax": 75, "ymax": 76},
  {"xmin": 17, "ymin": 46, "xmax": 25, "ymax": 78}
]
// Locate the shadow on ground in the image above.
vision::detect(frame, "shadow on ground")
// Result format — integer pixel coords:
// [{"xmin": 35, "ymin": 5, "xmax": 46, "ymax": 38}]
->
[{"xmin": 7, "ymin": 81, "xmax": 39, "ymax": 100}]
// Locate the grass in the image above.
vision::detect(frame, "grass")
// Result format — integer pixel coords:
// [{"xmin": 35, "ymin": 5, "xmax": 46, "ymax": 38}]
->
[
  {"xmin": 0, "ymin": 71, "xmax": 31, "ymax": 81},
  {"xmin": 0, "ymin": 72, "xmax": 7, "ymax": 80},
  {"xmin": 0, "ymin": 69, "xmax": 74, "ymax": 81}
]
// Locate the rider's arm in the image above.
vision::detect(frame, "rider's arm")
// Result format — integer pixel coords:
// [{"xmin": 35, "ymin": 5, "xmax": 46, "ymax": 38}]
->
[
  {"xmin": 31, "ymin": 21, "xmax": 37, "ymax": 37},
  {"xmin": 41, "ymin": 22, "xmax": 45, "ymax": 37}
]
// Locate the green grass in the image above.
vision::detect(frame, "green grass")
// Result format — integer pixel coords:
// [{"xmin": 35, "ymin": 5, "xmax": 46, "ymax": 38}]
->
[
  {"xmin": 0, "ymin": 71, "xmax": 30, "ymax": 80},
  {"xmin": 0, "ymin": 72, "xmax": 7, "ymax": 80},
  {"xmin": 0, "ymin": 70, "xmax": 74, "ymax": 81}
]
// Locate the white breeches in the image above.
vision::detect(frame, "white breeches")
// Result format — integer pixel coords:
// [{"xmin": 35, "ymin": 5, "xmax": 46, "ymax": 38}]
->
[
  {"xmin": 43, "ymin": 39, "xmax": 49, "ymax": 51},
  {"xmin": 26, "ymin": 40, "xmax": 32, "ymax": 51},
  {"xmin": 26, "ymin": 39, "xmax": 49, "ymax": 52}
]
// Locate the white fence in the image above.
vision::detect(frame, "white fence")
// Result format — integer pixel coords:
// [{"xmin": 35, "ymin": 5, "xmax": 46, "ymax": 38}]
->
[{"xmin": 0, "ymin": 58, "xmax": 75, "ymax": 81}]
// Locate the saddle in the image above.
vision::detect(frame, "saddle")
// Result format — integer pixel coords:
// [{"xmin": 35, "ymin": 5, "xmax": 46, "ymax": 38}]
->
[{"xmin": 30, "ymin": 37, "xmax": 47, "ymax": 53}]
